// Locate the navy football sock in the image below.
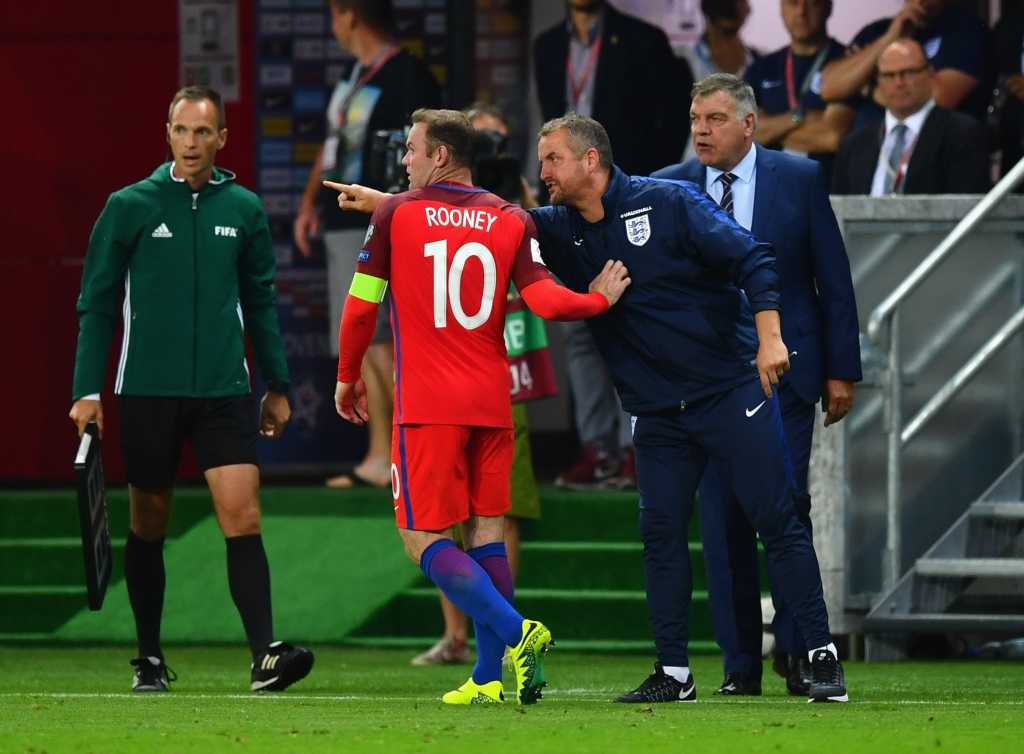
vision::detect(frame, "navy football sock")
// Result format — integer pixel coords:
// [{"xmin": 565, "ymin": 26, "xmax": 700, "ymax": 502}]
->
[
  {"xmin": 124, "ymin": 530, "xmax": 165, "ymax": 660},
  {"xmin": 420, "ymin": 540, "xmax": 523, "ymax": 651},
  {"xmin": 467, "ymin": 542, "xmax": 515, "ymax": 685},
  {"xmin": 226, "ymin": 534, "xmax": 275, "ymax": 659}
]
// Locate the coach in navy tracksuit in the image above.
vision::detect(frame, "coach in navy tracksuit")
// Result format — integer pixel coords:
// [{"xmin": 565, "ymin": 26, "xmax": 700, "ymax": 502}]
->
[
  {"xmin": 529, "ymin": 113, "xmax": 848, "ymax": 704},
  {"xmin": 653, "ymin": 74, "xmax": 861, "ymax": 697}
]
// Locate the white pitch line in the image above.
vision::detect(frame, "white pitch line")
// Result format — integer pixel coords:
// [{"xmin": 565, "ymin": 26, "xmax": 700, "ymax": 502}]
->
[{"xmin": 0, "ymin": 692, "xmax": 1021, "ymax": 706}]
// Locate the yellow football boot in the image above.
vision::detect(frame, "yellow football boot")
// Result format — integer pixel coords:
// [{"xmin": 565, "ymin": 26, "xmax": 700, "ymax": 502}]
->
[
  {"xmin": 509, "ymin": 619, "xmax": 553, "ymax": 705},
  {"xmin": 442, "ymin": 678, "xmax": 505, "ymax": 704}
]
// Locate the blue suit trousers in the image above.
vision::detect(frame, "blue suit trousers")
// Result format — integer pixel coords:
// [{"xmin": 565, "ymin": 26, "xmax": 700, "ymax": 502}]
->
[
  {"xmin": 699, "ymin": 381, "xmax": 816, "ymax": 677},
  {"xmin": 633, "ymin": 378, "xmax": 830, "ymax": 668}
]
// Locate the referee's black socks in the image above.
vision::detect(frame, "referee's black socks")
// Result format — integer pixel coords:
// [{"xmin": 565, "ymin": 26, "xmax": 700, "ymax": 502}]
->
[
  {"xmin": 124, "ymin": 530, "xmax": 166, "ymax": 660},
  {"xmin": 226, "ymin": 534, "xmax": 275, "ymax": 659}
]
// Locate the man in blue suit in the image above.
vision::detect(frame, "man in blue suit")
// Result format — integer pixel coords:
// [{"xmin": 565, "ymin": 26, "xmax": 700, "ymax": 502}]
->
[{"xmin": 653, "ymin": 73, "xmax": 861, "ymax": 697}]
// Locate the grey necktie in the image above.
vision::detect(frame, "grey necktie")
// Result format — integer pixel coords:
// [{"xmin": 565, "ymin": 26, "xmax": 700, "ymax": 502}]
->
[{"xmin": 886, "ymin": 124, "xmax": 909, "ymax": 194}]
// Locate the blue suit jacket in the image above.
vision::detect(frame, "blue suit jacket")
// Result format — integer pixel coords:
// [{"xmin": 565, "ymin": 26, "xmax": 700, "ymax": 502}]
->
[{"xmin": 652, "ymin": 148, "xmax": 862, "ymax": 404}]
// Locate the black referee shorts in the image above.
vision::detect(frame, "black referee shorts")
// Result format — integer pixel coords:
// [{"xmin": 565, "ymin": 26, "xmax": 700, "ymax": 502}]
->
[{"xmin": 118, "ymin": 395, "xmax": 259, "ymax": 491}]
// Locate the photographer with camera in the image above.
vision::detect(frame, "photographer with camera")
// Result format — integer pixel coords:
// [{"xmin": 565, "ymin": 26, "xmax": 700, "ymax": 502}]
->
[{"xmin": 294, "ymin": 0, "xmax": 441, "ymax": 489}]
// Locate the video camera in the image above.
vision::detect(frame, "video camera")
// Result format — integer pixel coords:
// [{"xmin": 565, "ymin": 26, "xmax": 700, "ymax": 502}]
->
[{"xmin": 368, "ymin": 127, "xmax": 523, "ymax": 202}]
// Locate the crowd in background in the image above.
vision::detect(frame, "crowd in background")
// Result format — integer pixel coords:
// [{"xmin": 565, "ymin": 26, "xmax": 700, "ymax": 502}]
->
[
  {"xmin": 534, "ymin": 0, "xmax": 1021, "ymax": 487},
  {"xmin": 303, "ymin": 0, "xmax": 1021, "ymax": 491}
]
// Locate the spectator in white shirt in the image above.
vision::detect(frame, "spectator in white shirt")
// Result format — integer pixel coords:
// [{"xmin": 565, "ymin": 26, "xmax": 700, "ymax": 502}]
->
[{"xmin": 832, "ymin": 39, "xmax": 989, "ymax": 195}]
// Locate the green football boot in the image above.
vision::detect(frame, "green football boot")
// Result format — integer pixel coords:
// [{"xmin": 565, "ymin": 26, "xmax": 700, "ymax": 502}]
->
[{"xmin": 509, "ymin": 619, "xmax": 554, "ymax": 705}]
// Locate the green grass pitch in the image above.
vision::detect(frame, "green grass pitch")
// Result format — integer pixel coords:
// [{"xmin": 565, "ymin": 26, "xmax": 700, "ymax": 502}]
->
[{"xmin": 1, "ymin": 647, "xmax": 1022, "ymax": 753}]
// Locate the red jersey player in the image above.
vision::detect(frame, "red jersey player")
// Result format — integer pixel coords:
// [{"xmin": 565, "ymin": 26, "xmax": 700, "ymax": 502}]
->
[{"xmin": 326, "ymin": 110, "xmax": 629, "ymax": 705}]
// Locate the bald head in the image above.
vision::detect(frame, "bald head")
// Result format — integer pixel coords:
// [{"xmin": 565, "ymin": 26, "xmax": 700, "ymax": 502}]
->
[
  {"xmin": 877, "ymin": 39, "xmax": 934, "ymax": 120},
  {"xmin": 880, "ymin": 38, "xmax": 928, "ymax": 70}
]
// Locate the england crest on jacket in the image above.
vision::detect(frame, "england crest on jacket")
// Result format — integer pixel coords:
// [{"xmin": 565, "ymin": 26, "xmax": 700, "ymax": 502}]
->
[{"xmin": 625, "ymin": 214, "xmax": 651, "ymax": 246}]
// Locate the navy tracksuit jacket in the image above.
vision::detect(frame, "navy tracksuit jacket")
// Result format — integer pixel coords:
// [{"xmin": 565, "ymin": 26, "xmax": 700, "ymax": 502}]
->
[
  {"xmin": 529, "ymin": 167, "xmax": 833, "ymax": 665},
  {"xmin": 654, "ymin": 150, "xmax": 862, "ymax": 677}
]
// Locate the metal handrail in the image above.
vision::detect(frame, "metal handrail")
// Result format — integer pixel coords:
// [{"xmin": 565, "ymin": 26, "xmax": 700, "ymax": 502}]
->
[
  {"xmin": 871, "ymin": 156, "xmax": 1024, "ymax": 594},
  {"xmin": 850, "ymin": 263, "xmax": 1016, "ymax": 437},
  {"xmin": 901, "ymin": 305, "xmax": 1024, "ymax": 445},
  {"xmin": 867, "ymin": 156, "xmax": 1024, "ymax": 347}
]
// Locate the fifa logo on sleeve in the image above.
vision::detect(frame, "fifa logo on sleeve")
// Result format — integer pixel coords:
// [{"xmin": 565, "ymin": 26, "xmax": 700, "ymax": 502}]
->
[{"xmin": 215, "ymin": 226, "xmax": 239, "ymax": 237}]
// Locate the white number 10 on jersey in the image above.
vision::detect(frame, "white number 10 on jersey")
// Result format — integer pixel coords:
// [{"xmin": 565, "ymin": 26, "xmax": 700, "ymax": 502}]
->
[{"xmin": 424, "ymin": 240, "xmax": 498, "ymax": 330}]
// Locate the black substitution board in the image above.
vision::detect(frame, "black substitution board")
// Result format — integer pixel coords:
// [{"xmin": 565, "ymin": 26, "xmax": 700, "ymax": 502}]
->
[{"xmin": 74, "ymin": 422, "xmax": 111, "ymax": 610}]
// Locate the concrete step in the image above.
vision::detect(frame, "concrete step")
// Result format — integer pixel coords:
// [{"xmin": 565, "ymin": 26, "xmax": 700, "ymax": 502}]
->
[
  {"xmin": 351, "ymin": 587, "xmax": 715, "ymax": 643},
  {"xmin": 915, "ymin": 558, "xmax": 1024, "ymax": 578},
  {"xmin": 519, "ymin": 491, "xmax": 702, "ymax": 543},
  {"xmin": 517, "ymin": 541, "xmax": 768, "ymax": 592},
  {"xmin": 0, "ymin": 489, "xmax": 211, "ymax": 539},
  {"xmin": 971, "ymin": 501, "xmax": 1024, "ymax": 519},
  {"xmin": 340, "ymin": 636, "xmax": 721, "ymax": 653},
  {"xmin": 863, "ymin": 612, "xmax": 1024, "ymax": 632},
  {"xmin": 0, "ymin": 538, "xmax": 125, "ymax": 586},
  {"xmin": 0, "ymin": 586, "xmax": 89, "ymax": 633}
]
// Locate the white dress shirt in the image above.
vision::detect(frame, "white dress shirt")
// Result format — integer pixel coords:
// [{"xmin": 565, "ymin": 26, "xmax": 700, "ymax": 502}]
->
[
  {"xmin": 870, "ymin": 99, "xmax": 936, "ymax": 197},
  {"xmin": 705, "ymin": 143, "xmax": 758, "ymax": 232}
]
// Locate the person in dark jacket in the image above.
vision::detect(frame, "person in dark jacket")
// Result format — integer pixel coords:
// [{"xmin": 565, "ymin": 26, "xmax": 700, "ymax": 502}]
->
[
  {"xmin": 820, "ymin": 0, "xmax": 996, "ymax": 128},
  {"xmin": 532, "ymin": 115, "xmax": 848, "ymax": 705},
  {"xmin": 832, "ymin": 39, "xmax": 990, "ymax": 195},
  {"xmin": 535, "ymin": 0, "xmax": 692, "ymax": 489},
  {"xmin": 534, "ymin": 0, "xmax": 691, "ymax": 178},
  {"xmin": 653, "ymin": 74, "xmax": 862, "ymax": 698},
  {"xmin": 994, "ymin": 4, "xmax": 1024, "ymax": 177}
]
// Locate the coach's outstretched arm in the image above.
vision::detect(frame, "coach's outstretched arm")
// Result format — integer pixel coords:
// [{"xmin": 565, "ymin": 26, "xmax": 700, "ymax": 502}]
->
[{"xmin": 519, "ymin": 260, "xmax": 630, "ymax": 320}]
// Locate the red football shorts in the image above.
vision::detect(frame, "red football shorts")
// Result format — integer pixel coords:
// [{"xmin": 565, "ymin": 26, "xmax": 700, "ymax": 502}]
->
[{"xmin": 390, "ymin": 424, "xmax": 514, "ymax": 531}]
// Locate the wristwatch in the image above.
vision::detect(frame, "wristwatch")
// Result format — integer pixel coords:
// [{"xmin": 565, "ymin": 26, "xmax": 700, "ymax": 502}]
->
[
  {"xmin": 266, "ymin": 381, "xmax": 290, "ymax": 395},
  {"xmin": 790, "ymin": 108, "xmax": 805, "ymax": 125}
]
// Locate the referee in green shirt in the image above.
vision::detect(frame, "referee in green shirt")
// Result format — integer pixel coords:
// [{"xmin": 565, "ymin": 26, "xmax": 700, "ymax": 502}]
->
[{"xmin": 69, "ymin": 86, "xmax": 313, "ymax": 693}]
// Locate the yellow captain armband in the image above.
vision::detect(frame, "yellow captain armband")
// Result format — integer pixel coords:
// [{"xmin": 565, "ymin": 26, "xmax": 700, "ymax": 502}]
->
[{"xmin": 349, "ymin": 272, "xmax": 389, "ymax": 304}]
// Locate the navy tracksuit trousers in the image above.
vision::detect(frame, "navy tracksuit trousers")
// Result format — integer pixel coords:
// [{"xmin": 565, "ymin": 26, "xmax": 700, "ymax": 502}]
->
[
  {"xmin": 633, "ymin": 377, "xmax": 831, "ymax": 668},
  {"xmin": 699, "ymin": 381, "xmax": 816, "ymax": 677}
]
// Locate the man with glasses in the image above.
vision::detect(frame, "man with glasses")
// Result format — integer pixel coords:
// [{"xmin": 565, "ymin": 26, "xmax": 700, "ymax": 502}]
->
[
  {"xmin": 832, "ymin": 39, "xmax": 989, "ymax": 196},
  {"xmin": 820, "ymin": 0, "xmax": 995, "ymax": 127}
]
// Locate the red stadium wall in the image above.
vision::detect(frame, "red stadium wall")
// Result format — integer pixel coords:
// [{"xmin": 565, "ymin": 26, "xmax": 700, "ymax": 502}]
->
[{"xmin": 0, "ymin": 3, "xmax": 256, "ymax": 483}]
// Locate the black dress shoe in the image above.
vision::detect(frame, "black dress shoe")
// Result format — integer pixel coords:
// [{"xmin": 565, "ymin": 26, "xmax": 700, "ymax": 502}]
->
[
  {"xmin": 714, "ymin": 672, "xmax": 762, "ymax": 696},
  {"xmin": 787, "ymin": 654, "xmax": 812, "ymax": 696},
  {"xmin": 771, "ymin": 647, "xmax": 789, "ymax": 678}
]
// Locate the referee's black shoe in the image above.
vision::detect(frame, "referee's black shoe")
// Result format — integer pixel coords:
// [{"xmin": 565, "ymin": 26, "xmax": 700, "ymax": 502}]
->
[
  {"xmin": 251, "ymin": 641, "xmax": 314, "ymax": 692},
  {"xmin": 614, "ymin": 663, "xmax": 696, "ymax": 703},
  {"xmin": 714, "ymin": 672, "xmax": 762, "ymax": 696},
  {"xmin": 808, "ymin": 649, "xmax": 848, "ymax": 703},
  {"xmin": 130, "ymin": 656, "xmax": 176, "ymax": 692}
]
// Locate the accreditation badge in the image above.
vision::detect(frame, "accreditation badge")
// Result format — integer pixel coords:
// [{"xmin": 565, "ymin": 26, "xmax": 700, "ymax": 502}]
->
[{"xmin": 320, "ymin": 134, "xmax": 340, "ymax": 173}]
